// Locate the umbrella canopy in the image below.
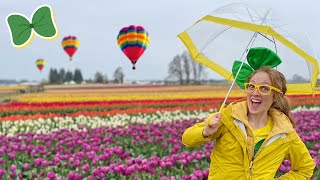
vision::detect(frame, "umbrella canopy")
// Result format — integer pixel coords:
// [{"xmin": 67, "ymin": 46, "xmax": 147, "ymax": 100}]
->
[{"xmin": 178, "ymin": 3, "xmax": 319, "ymax": 95}]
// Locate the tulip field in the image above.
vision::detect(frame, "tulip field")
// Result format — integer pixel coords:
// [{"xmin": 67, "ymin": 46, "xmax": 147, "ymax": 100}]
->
[{"xmin": 0, "ymin": 84, "xmax": 319, "ymax": 179}]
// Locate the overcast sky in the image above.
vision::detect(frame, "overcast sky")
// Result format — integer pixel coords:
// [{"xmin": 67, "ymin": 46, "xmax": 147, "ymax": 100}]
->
[{"xmin": 0, "ymin": 0, "xmax": 319, "ymax": 81}]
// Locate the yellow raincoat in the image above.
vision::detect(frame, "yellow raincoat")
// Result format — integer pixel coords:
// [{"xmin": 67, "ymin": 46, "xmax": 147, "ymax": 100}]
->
[{"xmin": 182, "ymin": 100, "xmax": 315, "ymax": 179}]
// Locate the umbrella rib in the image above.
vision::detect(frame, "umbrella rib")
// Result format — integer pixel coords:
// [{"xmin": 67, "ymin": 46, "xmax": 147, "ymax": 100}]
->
[
  {"xmin": 246, "ymin": 8, "xmax": 255, "ymax": 23},
  {"xmin": 271, "ymin": 36, "xmax": 278, "ymax": 54},
  {"xmin": 195, "ymin": 27, "xmax": 232, "ymax": 59},
  {"xmin": 238, "ymin": 32, "xmax": 259, "ymax": 63},
  {"xmin": 257, "ymin": 32, "xmax": 275, "ymax": 43}
]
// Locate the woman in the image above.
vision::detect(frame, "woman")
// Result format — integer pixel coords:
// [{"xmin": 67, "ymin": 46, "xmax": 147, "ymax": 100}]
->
[{"xmin": 182, "ymin": 66, "xmax": 315, "ymax": 179}]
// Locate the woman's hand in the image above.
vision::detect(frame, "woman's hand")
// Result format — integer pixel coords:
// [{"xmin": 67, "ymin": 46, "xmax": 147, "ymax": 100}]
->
[{"xmin": 203, "ymin": 113, "xmax": 222, "ymax": 138}]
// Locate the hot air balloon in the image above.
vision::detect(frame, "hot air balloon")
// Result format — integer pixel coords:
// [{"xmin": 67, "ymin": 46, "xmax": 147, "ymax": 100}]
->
[
  {"xmin": 117, "ymin": 25, "xmax": 150, "ymax": 70},
  {"xmin": 61, "ymin": 35, "xmax": 80, "ymax": 61},
  {"xmin": 35, "ymin": 59, "xmax": 45, "ymax": 72}
]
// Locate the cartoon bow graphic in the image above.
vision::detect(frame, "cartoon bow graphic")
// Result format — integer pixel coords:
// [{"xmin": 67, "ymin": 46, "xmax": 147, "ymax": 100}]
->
[
  {"xmin": 232, "ymin": 47, "xmax": 282, "ymax": 89},
  {"xmin": 6, "ymin": 5, "xmax": 59, "ymax": 48}
]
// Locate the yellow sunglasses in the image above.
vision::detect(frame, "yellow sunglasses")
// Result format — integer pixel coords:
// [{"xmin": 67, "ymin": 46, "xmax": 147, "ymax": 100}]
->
[{"xmin": 244, "ymin": 83, "xmax": 283, "ymax": 95}]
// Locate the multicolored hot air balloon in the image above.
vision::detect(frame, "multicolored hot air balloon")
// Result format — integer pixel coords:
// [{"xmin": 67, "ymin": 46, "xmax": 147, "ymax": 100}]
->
[
  {"xmin": 61, "ymin": 35, "xmax": 80, "ymax": 61},
  {"xmin": 117, "ymin": 25, "xmax": 150, "ymax": 70},
  {"xmin": 35, "ymin": 59, "xmax": 45, "ymax": 72}
]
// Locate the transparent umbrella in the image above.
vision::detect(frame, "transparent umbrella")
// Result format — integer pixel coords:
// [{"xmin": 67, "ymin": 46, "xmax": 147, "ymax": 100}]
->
[{"xmin": 178, "ymin": 3, "xmax": 320, "ymax": 112}]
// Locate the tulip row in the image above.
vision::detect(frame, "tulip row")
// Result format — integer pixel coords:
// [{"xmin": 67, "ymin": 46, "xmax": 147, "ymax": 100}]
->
[
  {"xmin": 0, "ymin": 98, "xmax": 240, "ymax": 117},
  {"xmin": 1, "ymin": 95, "xmax": 320, "ymax": 120},
  {"xmin": 13, "ymin": 84, "xmax": 320, "ymax": 103},
  {"xmin": 0, "ymin": 110, "xmax": 213, "ymax": 136},
  {"xmin": 0, "ymin": 109, "xmax": 319, "ymax": 179},
  {"xmin": 0, "ymin": 104, "xmax": 222, "ymax": 121},
  {"xmin": 15, "ymin": 84, "xmax": 245, "ymax": 103}
]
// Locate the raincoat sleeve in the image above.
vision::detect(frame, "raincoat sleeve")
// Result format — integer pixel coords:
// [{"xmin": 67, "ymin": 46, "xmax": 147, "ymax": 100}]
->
[
  {"xmin": 182, "ymin": 113, "xmax": 225, "ymax": 148},
  {"xmin": 275, "ymin": 134, "xmax": 316, "ymax": 180}
]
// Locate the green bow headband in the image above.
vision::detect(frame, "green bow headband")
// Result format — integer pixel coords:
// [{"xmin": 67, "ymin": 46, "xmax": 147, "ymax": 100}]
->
[
  {"xmin": 232, "ymin": 47, "xmax": 282, "ymax": 89},
  {"xmin": 6, "ymin": 5, "xmax": 59, "ymax": 48}
]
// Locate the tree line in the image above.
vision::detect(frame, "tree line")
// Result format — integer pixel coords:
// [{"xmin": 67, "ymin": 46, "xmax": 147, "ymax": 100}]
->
[
  {"xmin": 47, "ymin": 52, "xmax": 204, "ymax": 85},
  {"xmin": 46, "ymin": 51, "xmax": 317, "ymax": 85},
  {"xmin": 48, "ymin": 67, "xmax": 124, "ymax": 84}
]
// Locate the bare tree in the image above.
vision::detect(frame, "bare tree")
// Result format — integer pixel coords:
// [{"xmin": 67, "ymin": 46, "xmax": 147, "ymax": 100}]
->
[
  {"xmin": 104, "ymin": 74, "xmax": 108, "ymax": 83},
  {"xmin": 94, "ymin": 72, "xmax": 105, "ymax": 83},
  {"xmin": 291, "ymin": 74, "xmax": 307, "ymax": 83},
  {"xmin": 167, "ymin": 55, "xmax": 184, "ymax": 84},
  {"xmin": 113, "ymin": 67, "xmax": 124, "ymax": 84},
  {"xmin": 182, "ymin": 52, "xmax": 191, "ymax": 84},
  {"xmin": 188, "ymin": 53, "xmax": 207, "ymax": 84},
  {"xmin": 167, "ymin": 51, "xmax": 208, "ymax": 84}
]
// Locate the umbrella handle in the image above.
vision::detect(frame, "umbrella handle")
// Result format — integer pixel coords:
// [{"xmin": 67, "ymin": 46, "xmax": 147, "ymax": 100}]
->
[
  {"xmin": 207, "ymin": 102, "xmax": 225, "ymax": 127},
  {"xmin": 219, "ymin": 102, "xmax": 225, "ymax": 113}
]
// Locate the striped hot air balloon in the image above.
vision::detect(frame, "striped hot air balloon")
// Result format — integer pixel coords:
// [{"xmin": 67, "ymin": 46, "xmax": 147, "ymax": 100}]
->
[
  {"xmin": 117, "ymin": 25, "xmax": 150, "ymax": 70},
  {"xmin": 35, "ymin": 58, "xmax": 45, "ymax": 72},
  {"xmin": 61, "ymin": 35, "xmax": 80, "ymax": 61}
]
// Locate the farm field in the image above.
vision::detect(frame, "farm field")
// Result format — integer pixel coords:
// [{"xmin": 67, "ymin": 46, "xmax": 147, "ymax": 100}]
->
[{"xmin": 0, "ymin": 84, "xmax": 319, "ymax": 179}]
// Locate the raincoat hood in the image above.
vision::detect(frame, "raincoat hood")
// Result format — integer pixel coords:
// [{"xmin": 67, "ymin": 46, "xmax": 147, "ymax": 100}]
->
[{"xmin": 229, "ymin": 99, "xmax": 295, "ymax": 135}]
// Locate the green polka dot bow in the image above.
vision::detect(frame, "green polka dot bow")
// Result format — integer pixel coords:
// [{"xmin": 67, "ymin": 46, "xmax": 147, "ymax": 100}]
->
[
  {"xmin": 6, "ymin": 5, "xmax": 59, "ymax": 48},
  {"xmin": 232, "ymin": 47, "xmax": 282, "ymax": 89}
]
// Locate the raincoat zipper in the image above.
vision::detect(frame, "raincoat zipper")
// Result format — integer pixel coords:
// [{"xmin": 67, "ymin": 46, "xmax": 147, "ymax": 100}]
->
[
  {"xmin": 249, "ymin": 157, "xmax": 254, "ymax": 174},
  {"xmin": 248, "ymin": 133, "xmax": 283, "ymax": 177}
]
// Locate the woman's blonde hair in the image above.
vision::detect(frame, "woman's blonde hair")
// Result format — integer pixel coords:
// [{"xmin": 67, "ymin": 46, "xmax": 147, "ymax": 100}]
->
[{"xmin": 248, "ymin": 66, "xmax": 295, "ymax": 127}]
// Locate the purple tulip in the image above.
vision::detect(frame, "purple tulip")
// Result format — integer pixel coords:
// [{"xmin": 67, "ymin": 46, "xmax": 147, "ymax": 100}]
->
[
  {"xmin": 160, "ymin": 161, "xmax": 166, "ymax": 168},
  {"xmin": 170, "ymin": 149, "xmax": 176, "ymax": 154},
  {"xmin": 150, "ymin": 159, "xmax": 159, "ymax": 166},
  {"xmin": 182, "ymin": 175, "xmax": 190, "ymax": 180},
  {"xmin": 82, "ymin": 164, "xmax": 90, "ymax": 172},
  {"xmin": 121, "ymin": 151, "xmax": 130, "ymax": 159},
  {"xmin": 279, "ymin": 164, "xmax": 286, "ymax": 172},
  {"xmin": 74, "ymin": 173, "xmax": 83, "ymax": 180},
  {"xmin": 0, "ymin": 159, "xmax": 7, "ymax": 165},
  {"xmin": 9, "ymin": 172, "xmax": 15, "ymax": 179},
  {"xmin": 124, "ymin": 165, "xmax": 135, "ymax": 175},
  {"xmin": 92, "ymin": 160, "xmax": 97, "ymax": 166},
  {"xmin": 190, "ymin": 174, "xmax": 198, "ymax": 180},
  {"xmin": 135, "ymin": 157, "xmax": 142, "ymax": 164},
  {"xmin": 285, "ymin": 166, "xmax": 291, "ymax": 172},
  {"xmin": 160, "ymin": 177, "xmax": 169, "ymax": 180},
  {"xmin": 47, "ymin": 170, "xmax": 55, "ymax": 179},
  {"xmin": 181, "ymin": 159, "xmax": 187, "ymax": 165},
  {"xmin": 203, "ymin": 168, "xmax": 209, "ymax": 178},
  {"xmin": 165, "ymin": 161, "xmax": 173, "ymax": 168},
  {"xmin": 194, "ymin": 170, "xmax": 204, "ymax": 178},
  {"xmin": 67, "ymin": 171, "xmax": 75, "ymax": 180},
  {"xmin": 17, "ymin": 173, "xmax": 24, "ymax": 180},
  {"xmin": 126, "ymin": 158, "xmax": 133, "ymax": 166},
  {"xmin": 9, "ymin": 165, "xmax": 16, "ymax": 171},
  {"xmin": 0, "ymin": 168, "xmax": 5, "ymax": 179},
  {"xmin": 186, "ymin": 155, "xmax": 193, "ymax": 163},
  {"xmin": 8, "ymin": 152, "xmax": 16, "ymax": 159},
  {"xmin": 40, "ymin": 170, "xmax": 45, "ymax": 177},
  {"xmin": 23, "ymin": 163, "xmax": 30, "ymax": 170}
]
